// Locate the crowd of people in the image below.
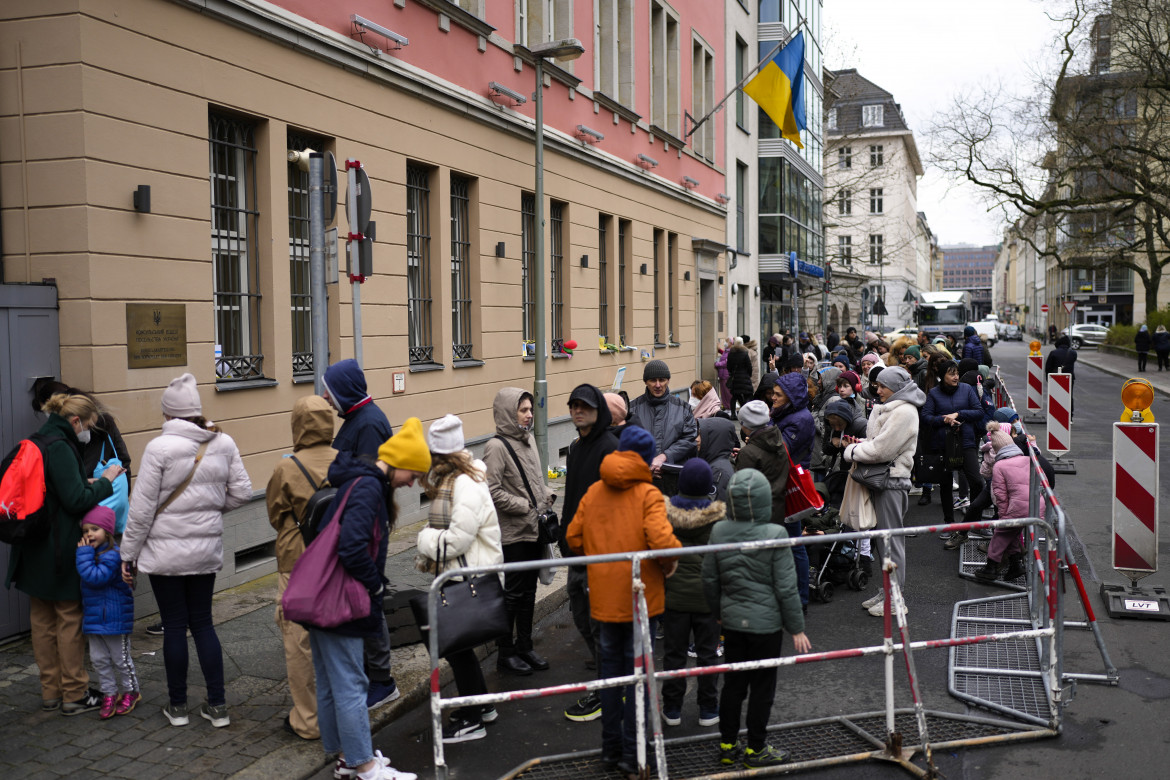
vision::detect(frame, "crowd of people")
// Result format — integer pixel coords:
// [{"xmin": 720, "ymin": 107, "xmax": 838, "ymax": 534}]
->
[{"xmin": 5, "ymin": 322, "xmax": 1047, "ymax": 777}]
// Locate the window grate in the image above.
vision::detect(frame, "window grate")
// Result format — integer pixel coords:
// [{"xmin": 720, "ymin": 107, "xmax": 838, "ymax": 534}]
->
[
  {"xmin": 667, "ymin": 232, "xmax": 675, "ymax": 342},
  {"xmin": 521, "ymin": 193, "xmax": 537, "ymax": 342},
  {"xmin": 550, "ymin": 202, "xmax": 565, "ymax": 347},
  {"xmin": 407, "ymin": 165, "xmax": 434, "ymax": 365},
  {"xmin": 598, "ymin": 215, "xmax": 609, "ymax": 342},
  {"xmin": 618, "ymin": 219, "xmax": 629, "ymax": 346},
  {"xmin": 653, "ymin": 229, "xmax": 661, "ymax": 344},
  {"xmin": 451, "ymin": 175, "xmax": 473, "ymax": 360},
  {"xmin": 210, "ymin": 113, "xmax": 264, "ymax": 381},
  {"xmin": 287, "ymin": 130, "xmax": 321, "ymax": 378}
]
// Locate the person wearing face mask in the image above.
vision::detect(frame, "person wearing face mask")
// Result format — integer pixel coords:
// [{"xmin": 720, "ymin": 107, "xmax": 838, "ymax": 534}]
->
[
  {"xmin": 483, "ymin": 388, "xmax": 556, "ymax": 676},
  {"xmin": 6, "ymin": 392, "xmax": 123, "ymax": 716}
]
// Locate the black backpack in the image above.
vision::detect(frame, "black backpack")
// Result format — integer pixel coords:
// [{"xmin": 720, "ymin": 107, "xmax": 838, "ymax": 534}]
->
[{"xmin": 288, "ymin": 456, "xmax": 337, "ymax": 545}]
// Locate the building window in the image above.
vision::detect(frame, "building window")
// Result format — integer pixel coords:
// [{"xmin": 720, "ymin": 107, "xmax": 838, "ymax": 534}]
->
[
  {"xmin": 451, "ymin": 174, "xmax": 474, "ymax": 360},
  {"xmin": 838, "ymin": 235, "xmax": 852, "ymax": 265},
  {"xmin": 736, "ymin": 161, "xmax": 748, "ymax": 251},
  {"xmin": 599, "ymin": 214, "xmax": 610, "ymax": 341},
  {"xmin": 870, "ymin": 144, "xmax": 883, "ymax": 166},
  {"xmin": 210, "ymin": 112, "xmax": 263, "ymax": 381},
  {"xmin": 653, "ymin": 229, "xmax": 663, "ymax": 344},
  {"xmin": 838, "ymin": 146, "xmax": 852, "ymax": 169},
  {"xmin": 837, "ymin": 189, "xmax": 851, "ymax": 215},
  {"xmin": 827, "ymin": 107, "xmax": 837, "ymax": 130},
  {"xmin": 691, "ymin": 36, "xmax": 716, "ymax": 159},
  {"xmin": 870, "ymin": 188, "xmax": 883, "ymax": 214},
  {"xmin": 667, "ymin": 232, "xmax": 676, "ymax": 343},
  {"xmin": 735, "ymin": 37, "xmax": 748, "ymax": 129},
  {"xmin": 406, "ymin": 164, "xmax": 434, "ymax": 365},
  {"xmin": 521, "ymin": 193, "xmax": 537, "ymax": 342},
  {"xmin": 862, "ymin": 104, "xmax": 883, "ymax": 127},
  {"xmin": 454, "ymin": 0, "xmax": 483, "ymax": 16},
  {"xmin": 758, "ymin": 0, "xmax": 781, "ymax": 24},
  {"xmin": 618, "ymin": 218, "xmax": 630, "ymax": 345},
  {"xmin": 869, "ymin": 234, "xmax": 883, "ymax": 263},
  {"xmin": 650, "ymin": 0, "xmax": 680, "ymax": 134},
  {"xmin": 286, "ymin": 129, "xmax": 323, "ymax": 379},
  {"xmin": 594, "ymin": 0, "xmax": 635, "ymax": 106},
  {"xmin": 550, "ymin": 200, "xmax": 566, "ymax": 349},
  {"xmin": 518, "ymin": 1, "xmax": 570, "ymax": 48}
]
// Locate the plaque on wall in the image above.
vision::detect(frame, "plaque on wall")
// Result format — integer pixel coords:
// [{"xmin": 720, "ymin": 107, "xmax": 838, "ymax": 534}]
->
[{"xmin": 126, "ymin": 304, "xmax": 188, "ymax": 369}]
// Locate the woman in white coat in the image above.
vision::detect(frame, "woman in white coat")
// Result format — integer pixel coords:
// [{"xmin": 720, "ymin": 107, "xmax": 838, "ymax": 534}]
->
[
  {"xmin": 120, "ymin": 374, "xmax": 252, "ymax": 727},
  {"xmin": 841, "ymin": 366, "xmax": 925, "ymax": 617},
  {"xmin": 417, "ymin": 415, "xmax": 504, "ymax": 745}
]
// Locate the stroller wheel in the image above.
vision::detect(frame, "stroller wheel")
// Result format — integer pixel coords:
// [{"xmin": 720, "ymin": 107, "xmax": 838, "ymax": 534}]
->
[
  {"xmin": 847, "ymin": 570, "xmax": 862, "ymax": 590},
  {"xmin": 817, "ymin": 582, "xmax": 835, "ymax": 603},
  {"xmin": 855, "ymin": 572, "xmax": 870, "ymax": 590}
]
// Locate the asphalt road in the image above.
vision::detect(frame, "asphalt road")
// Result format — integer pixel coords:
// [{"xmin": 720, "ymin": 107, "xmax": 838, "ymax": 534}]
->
[{"xmin": 322, "ymin": 341, "xmax": 1170, "ymax": 779}]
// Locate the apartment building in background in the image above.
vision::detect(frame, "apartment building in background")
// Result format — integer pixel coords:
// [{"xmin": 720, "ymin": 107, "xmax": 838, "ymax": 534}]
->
[{"xmin": 941, "ymin": 245, "xmax": 998, "ymax": 320}]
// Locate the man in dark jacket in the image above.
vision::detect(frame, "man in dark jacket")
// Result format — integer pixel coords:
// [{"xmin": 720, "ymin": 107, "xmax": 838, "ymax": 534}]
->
[
  {"xmin": 826, "ymin": 325, "xmax": 839, "ymax": 352},
  {"xmin": 726, "ymin": 342, "xmax": 754, "ymax": 413},
  {"xmin": 320, "ymin": 358, "xmax": 397, "ymax": 708},
  {"xmin": 322, "ymin": 359, "xmax": 393, "ymax": 459},
  {"xmin": 1044, "ymin": 335, "xmax": 1078, "ymax": 416},
  {"xmin": 960, "ymin": 326, "xmax": 985, "ymax": 364},
  {"xmin": 697, "ymin": 417, "xmax": 738, "ymax": 503},
  {"xmin": 560, "ymin": 383, "xmax": 618, "ymax": 722},
  {"xmin": 627, "ymin": 360, "xmax": 698, "ymax": 473}
]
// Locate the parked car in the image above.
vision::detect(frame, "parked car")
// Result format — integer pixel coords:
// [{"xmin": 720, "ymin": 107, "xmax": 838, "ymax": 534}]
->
[
  {"xmin": 1061, "ymin": 323, "xmax": 1110, "ymax": 349},
  {"xmin": 1003, "ymin": 324, "xmax": 1022, "ymax": 341},
  {"xmin": 882, "ymin": 326, "xmax": 919, "ymax": 341}
]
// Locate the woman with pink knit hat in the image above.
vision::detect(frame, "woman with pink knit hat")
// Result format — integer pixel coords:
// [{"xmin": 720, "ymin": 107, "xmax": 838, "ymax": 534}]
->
[{"xmin": 974, "ymin": 423, "xmax": 1030, "ymax": 582}]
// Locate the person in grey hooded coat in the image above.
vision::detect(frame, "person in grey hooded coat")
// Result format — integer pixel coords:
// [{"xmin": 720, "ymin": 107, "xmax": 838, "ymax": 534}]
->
[{"xmin": 697, "ymin": 417, "xmax": 738, "ymax": 503}]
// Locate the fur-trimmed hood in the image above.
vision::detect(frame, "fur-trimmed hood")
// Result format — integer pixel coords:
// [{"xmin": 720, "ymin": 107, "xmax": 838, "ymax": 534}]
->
[{"xmin": 666, "ymin": 499, "xmax": 726, "ymax": 532}]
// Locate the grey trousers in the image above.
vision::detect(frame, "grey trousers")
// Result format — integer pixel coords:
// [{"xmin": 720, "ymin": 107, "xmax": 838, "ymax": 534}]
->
[
  {"xmin": 87, "ymin": 634, "xmax": 139, "ymax": 695},
  {"xmin": 363, "ymin": 612, "xmax": 393, "ymax": 683},
  {"xmin": 873, "ymin": 481, "xmax": 910, "ymax": 591}
]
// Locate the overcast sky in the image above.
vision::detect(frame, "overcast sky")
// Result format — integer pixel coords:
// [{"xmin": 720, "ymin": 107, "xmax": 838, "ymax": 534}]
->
[{"xmin": 823, "ymin": 0, "xmax": 1065, "ymax": 247}]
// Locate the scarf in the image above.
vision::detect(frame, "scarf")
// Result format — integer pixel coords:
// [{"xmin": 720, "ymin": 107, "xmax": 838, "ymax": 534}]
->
[{"xmin": 414, "ymin": 473, "xmax": 457, "ymax": 572}]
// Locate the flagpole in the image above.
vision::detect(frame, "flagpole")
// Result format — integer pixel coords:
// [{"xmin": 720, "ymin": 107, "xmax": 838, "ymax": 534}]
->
[{"xmin": 684, "ymin": 23, "xmax": 805, "ymax": 141}]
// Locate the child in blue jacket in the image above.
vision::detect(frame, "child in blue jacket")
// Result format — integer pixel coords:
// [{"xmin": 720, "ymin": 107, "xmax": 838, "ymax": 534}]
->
[{"xmin": 76, "ymin": 505, "xmax": 140, "ymax": 719}]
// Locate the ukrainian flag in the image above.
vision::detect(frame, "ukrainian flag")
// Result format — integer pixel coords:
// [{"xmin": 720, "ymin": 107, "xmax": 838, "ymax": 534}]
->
[{"xmin": 743, "ymin": 31, "xmax": 807, "ymax": 149}]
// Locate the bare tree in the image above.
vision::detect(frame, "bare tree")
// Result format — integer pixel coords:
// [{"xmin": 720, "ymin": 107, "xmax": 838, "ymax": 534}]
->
[{"xmin": 930, "ymin": 0, "xmax": 1170, "ymax": 315}]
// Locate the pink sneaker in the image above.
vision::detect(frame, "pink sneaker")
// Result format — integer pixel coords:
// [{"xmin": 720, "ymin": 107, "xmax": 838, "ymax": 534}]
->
[
  {"xmin": 99, "ymin": 695, "xmax": 117, "ymax": 719},
  {"xmin": 115, "ymin": 691, "xmax": 141, "ymax": 716}
]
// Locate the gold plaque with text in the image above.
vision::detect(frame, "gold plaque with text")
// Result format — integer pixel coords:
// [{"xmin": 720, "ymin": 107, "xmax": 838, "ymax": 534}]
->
[{"xmin": 126, "ymin": 304, "xmax": 188, "ymax": 369}]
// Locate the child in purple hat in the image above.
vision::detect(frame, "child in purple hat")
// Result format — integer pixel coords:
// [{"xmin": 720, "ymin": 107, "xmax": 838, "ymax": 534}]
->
[{"xmin": 76, "ymin": 505, "xmax": 140, "ymax": 719}]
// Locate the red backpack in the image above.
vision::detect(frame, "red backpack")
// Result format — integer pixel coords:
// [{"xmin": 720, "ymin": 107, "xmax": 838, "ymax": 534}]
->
[{"xmin": 0, "ymin": 434, "xmax": 63, "ymax": 545}]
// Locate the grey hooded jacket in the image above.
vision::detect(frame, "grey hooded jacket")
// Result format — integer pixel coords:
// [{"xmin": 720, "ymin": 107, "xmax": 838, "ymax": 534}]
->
[{"xmin": 483, "ymin": 387, "xmax": 554, "ymax": 545}]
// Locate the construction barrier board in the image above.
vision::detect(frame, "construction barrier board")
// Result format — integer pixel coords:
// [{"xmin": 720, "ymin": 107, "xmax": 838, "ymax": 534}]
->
[
  {"xmin": 1046, "ymin": 373, "xmax": 1072, "ymax": 457},
  {"xmin": 1026, "ymin": 355, "xmax": 1044, "ymax": 413},
  {"xmin": 1111, "ymin": 423, "xmax": 1159, "ymax": 575}
]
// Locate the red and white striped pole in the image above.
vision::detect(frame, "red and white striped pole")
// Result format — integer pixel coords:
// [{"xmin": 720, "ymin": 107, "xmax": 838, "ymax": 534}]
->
[
  {"xmin": 1025, "ymin": 352, "xmax": 1044, "ymax": 421},
  {"xmin": 1046, "ymin": 371, "xmax": 1075, "ymax": 473}
]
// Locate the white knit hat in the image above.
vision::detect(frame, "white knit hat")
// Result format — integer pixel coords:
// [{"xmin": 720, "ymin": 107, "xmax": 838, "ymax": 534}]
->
[
  {"xmin": 161, "ymin": 373, "xmax": 202, "ymax": 418},
  {"xmin": 428, "ymin": 414, "xmax": 465, "ymax": 454}
]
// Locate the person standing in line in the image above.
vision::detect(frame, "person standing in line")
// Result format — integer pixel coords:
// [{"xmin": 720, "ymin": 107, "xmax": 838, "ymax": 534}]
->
[
  {"xmin": 627, "ymin": 360, "xmax": 699, "ymax": 475},
  {"xmin": 1135, "ymin": 325, "xmax": 1151, "ymax": 372},
  {"xmin": 842, "ymin": 366, "xmax": 925, "ymax": 617},
  {"xmin": 742, "ymin": 336, "xmax": 762, "ymax": 390},
  {"xmin": 416, "ymin": 415, "xmax": 503, "ymax": 744},
  {"xmin": 1153, "ymin": 325, "xmax": 1170, "ymax": 371},
  {"xmin": 321, "ymin": 359, "xmax": 399, "ymax": 710},
  {"xmin": 826, "ymin": 325, "xmax": 840, "ymax": 352},
  {"xmin": 558, "ymin": 383, "xmax": 618, "ymax": 723},
  {"xmin": 1043, "ymin": 335, "xmax": 1078, "ymax": 417},
  {"xmin": 704, "ymin": 468, "xmax": 811, "ymax": 769},
  {"xmin": 565, "ymin": 425, "xmax": 682, "ymax": 776},
  {"xmin": 661, "ymin": 458, "xmax": 725, "ymax": 730},
  {"xmin": 974, "ymin": 423, "xmax": 1031, "ymax": 583},
  {"xmin": 483, "ymin": 388, "xmax": 556, "ymax": 676},
  {"xmin": 6, "ymin": 392, "xmax": 120, "ymax": 715},
  {"xmin": 715, "ymin": 339, "xmax": 732, "ymax": 409},
  {"xmin": 726, "ymin": 339, "xmax": 755, "ymax": 415},
  {"xmin": 697, "ymin": 416, "xmax": 739, "ymax": 504},
  {"xmin": 265, "ymin": 395, "xmax": 338, "ymax": 740},
  {"xmin": 120, "ymin": 373, "xmax": 252, "ymax": 727},
  {"xmin": 921, "ymin": 361, "xmax": 985, "ymax": 522},
  {"xmin": 75, "ymin": 505, "xmax": 140, "ymax": 719},
  {"xmin": 309, "ymin": 421, "xmax": 427, "ymax": 780}
]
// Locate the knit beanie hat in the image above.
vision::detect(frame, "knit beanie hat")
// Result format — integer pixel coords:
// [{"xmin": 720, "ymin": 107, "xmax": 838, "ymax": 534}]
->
[
  {"xmin": 80, "ymin": 505, "xmax": 116, "ymax": 538},
  {"xmin": 161, "ymin": 372, "xmax": 202, "ymax": 418},
  {"xmin": 839, "ymin": 370, "xmax": 862, "ymax": 391},
  {"xmin": 643, "ymin": 360, "xmax": 671, "ymax": 381},
  {"xmin": 964, "ymin": 326, "xmax": 977, "ymax": 337},
  {"xmin": 876, "ymin": 365, "xmax": 913, "ymax": 393},
  {"xmin": 868, "ymin": 365, "xmax": 885, "ymax": 385},
  {"xmin": 737, "ymin": 399, "xmax": 771, "ymax": 430},
  {"xmin": 860, "ymin": 352, "xmax": 881, "ymax": 368},
  {"xmin": 988, "ymin": 422, "xmax": 1014, "ymax": 453},
  {"xmin": 993, "ymin": 407, "xmax": 1020, "ymax": 423},
  {"xmin": 377, "ymin": 417, "xmax": 432, "ymax": 473},
  {"xmin": 618, "ymin": 425, "xmax": 655, "ymax": 466},
  {"xmin": 904, "ymin": 345, "xmax": 921, "ymax": 359},
  {"xmin": 604, "ymin": 392, "xmax": 628, "ymax": 423},
  {"xmin": 785, "ymin": 353, "xmax": 805, "ymax": 371},
  {"xmin": 427, "ymin": 414, "xmax": 465, "ymax": 455},
  {"xmin": 672, "ymin": 458, "xmax": 714, "ymax": 509}
]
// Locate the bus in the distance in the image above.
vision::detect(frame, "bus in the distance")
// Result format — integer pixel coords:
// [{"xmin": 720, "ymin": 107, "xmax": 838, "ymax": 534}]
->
[{"xmin": 916, "ymin": 291, "xmax": 972, "ymax": 343}]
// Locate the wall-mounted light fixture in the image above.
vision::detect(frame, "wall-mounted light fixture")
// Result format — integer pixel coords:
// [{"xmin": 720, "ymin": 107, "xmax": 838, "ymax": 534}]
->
[
  {"xmin": 639, "ymin": 263, "xmax": 648, "ymax": 275},
  {"xmin": 683, "ymin": 271, "xmax": 691, "ymax": 281},
  {"xmin": 718, "ymin": 275, "xmax": 724, "ymax": 285},
  {"xmin": 730, "ymin": 284, "xmax": 737, "ymax": 295},
  {"xmin": 754, "ymin": 286, "xmax": 761, "ymax": 297},
  {"xmin": 716, "ymin": 192, "xmax": 731, "ymax": 204},
  {"xmin": 488, "ymin": 81, "xmax": 526, "ymax": 106},
  {"xmin": 682, "ymin": 176, "xmax": 700, "ymax": 189},
  {"xmin": 580, "ymin": 254, "xmax": 589, "ymax": 267},
  {"xmin": 495, "ymin": 241, "xmax": 506, "ymax": 258},
  {"xmin": 575, "ymin": 125, "xmax": 604, "ymax": 145},
  {"xmin": 350, "ymin": 14, "xmax": 408, "ymax": 54},
  {"xmin": 133, "ymin": 185, "xmax": 151, "ymax": 213},
  {"xmin": 636, "ymin": 153, "xmax": 659, "ymax": 170}
]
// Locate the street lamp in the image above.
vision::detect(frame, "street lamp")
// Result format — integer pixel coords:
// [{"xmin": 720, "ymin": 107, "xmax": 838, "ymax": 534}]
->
[{"xmin": 531, "ymin": 38, "xmax": 584, "ymax": 475}]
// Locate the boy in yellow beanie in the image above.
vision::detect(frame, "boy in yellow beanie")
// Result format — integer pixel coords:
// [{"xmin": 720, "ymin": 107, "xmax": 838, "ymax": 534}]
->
[{"xmin": 377, "ymin": 417, "xmax": 432, "ymax": 487}]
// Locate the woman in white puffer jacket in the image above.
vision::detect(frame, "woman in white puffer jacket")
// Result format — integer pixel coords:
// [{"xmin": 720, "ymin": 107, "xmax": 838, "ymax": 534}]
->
[{"xmin": 120, "ymin": 374, "xmax": 252, "ymax": 729}]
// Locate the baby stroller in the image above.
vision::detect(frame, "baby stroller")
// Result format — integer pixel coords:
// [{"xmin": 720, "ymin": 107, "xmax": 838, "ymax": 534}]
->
[{"xmin": 807, "ymin": 483, "xmax": 871, "ymax": 602}]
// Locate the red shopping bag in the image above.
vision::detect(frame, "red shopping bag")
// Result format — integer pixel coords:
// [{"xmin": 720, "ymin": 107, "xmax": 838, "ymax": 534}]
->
[{"xmin": 784, "ymin": 444, "xmax": 824, "ymax": 520}]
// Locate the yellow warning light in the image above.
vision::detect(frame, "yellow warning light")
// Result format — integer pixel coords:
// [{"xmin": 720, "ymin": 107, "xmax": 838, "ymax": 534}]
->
[
  {"xmin": 1121, "ymin": 378, "xmax": 1155, "ymax": 422},
  {"xmin": 1029, "ymin": 340, "xmax": 1042, "ymax": 356}
]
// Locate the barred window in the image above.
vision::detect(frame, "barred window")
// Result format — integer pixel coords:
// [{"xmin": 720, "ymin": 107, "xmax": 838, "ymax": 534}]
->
[
  {"xmin": 667, "ymin": 232, "xmax": 676, "ymax": 343},
  {"xmin": 210, "ymin": 112, "xmax": 263, "ymax": 381},
  {"xmin": 521, "ymin": 193, "xmax": 537, "ymax": 342},
  {"xmin": 598, "ymin": 214, "xmax": 610, "ymax": 342},
  {"xmin": 287, "ymin": 130, "xmax": 323, "ymax": 378},
  {"xmin": 451, "ymin": 174, "xmax": 473, "ymax": 360},
  {"xmin": 653, "ymin": 229, "xmax": 662, "ymax": 345},
  {"xmin": 406, "ymin": 165, "xmax": 434, "ymax": 365},
  {"xmin": 618, "ymin": 219, "xmax": 630, "ymax": 346},
  {"xmin": 550, "ymin": 201, "xmax": 566, "ymax": 350}
]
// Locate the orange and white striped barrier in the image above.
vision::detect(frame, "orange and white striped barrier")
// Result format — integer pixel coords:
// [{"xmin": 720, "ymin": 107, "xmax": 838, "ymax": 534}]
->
[{"xmin": 1045, "ymin": 372, "xmax": 1075, "ymax": 473}]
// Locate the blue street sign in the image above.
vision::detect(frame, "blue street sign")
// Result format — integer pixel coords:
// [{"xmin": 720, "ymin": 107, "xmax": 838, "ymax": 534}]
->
[{"xmin": 788, "ymin": 251, "xmax": 824, "ymax": 279}]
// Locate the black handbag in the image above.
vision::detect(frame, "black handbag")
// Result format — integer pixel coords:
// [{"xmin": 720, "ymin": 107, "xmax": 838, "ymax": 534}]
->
[
  {"xmin": 493, "ymin": 435, "xmax": 559, "ymax": 543},
  {"xmin": 915, "ymin": 453, "xmax": 948, "ymax": 485},
  {"xmin": 409, "ymin": 541, "xmax": 508, "ymax": 658},
  {"xmin": 944, "ymin": 428, "xmax": 966, "ymax": 470},
  {"xmin": 850, "ymin": 461, "xmax": 892, "ymax": 491}
]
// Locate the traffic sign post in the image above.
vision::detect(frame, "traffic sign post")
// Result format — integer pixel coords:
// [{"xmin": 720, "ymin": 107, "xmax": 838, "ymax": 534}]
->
[
  {"xmin": 345, "ymin": 159, "xmax": 372, "ymax": 368},
  {"xmin": 1046, "ymin": 371, "xmax": 1076, "ymax": 474}
]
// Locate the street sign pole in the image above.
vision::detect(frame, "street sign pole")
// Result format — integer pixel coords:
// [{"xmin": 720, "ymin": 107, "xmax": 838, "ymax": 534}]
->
[{"xmin": 309, "ymin": 153, "xmax": 329, "ymax": 394}]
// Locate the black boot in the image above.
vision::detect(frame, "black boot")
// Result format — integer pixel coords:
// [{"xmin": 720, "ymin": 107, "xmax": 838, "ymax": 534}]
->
[
  {"xmin": 917, "ymin": 488, "xmax": 932, "ymax": 506},
  {"xmin": 974, "ymin": 559, "xmax": 1003, "ymax": 582},
  {"xmin": 496, "ymin": 654, "xmax": 533, "ymax": 676},
  {"xmin": 517, "ymin": 649, "xmax": 549, "ymax": 671},
  {"xmin": 1003, "ymin": 554, "xmax": 1026, "ymax": 581}
]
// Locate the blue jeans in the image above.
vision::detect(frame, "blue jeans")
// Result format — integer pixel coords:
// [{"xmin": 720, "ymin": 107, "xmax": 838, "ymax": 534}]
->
[
  {"xmin": 598, "ymin": 619, "xmax": 657, "ymax": 763},
  {"xmin": 149, "ymin": 573, "xmax": 224, "ymax": 706},
  {"xmin": 310, "ymin": 630, "xmax": 374, "ymax": 767},
  {"xmin": 784, "ymin": 520, "xmax": 810, "ymax": 606}
]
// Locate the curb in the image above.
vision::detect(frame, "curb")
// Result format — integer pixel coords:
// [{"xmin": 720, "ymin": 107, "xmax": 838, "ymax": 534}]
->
[{"xmin": 1077, "ymin": 356, "xmax": 1170, "ymax": 398}]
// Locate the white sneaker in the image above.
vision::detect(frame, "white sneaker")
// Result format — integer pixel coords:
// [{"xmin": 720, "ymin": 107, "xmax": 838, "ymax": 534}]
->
[
  {"xmin": 868, "ymin": 601, "xmax": 907, "ymax": 618},
  {"xmin": 861, "ymin": 590, "xmax": 885, "ymax": 610},
  {"xmin": 908, "ymin": 487, "xmax": 923, "ymax": 496},
  {"xmin": 336, "ymin": 751, "xmax": 416, "ymax": 780}
]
